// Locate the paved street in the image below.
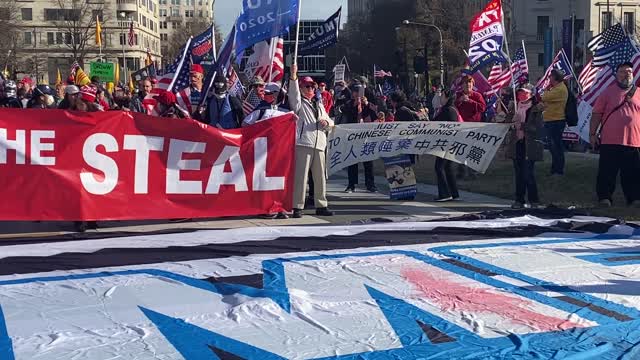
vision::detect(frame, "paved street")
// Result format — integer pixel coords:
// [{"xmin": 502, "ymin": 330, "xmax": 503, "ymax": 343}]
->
[{"xmin": 0, "ymin": 171, "xmax": 510, "ymax": 240}]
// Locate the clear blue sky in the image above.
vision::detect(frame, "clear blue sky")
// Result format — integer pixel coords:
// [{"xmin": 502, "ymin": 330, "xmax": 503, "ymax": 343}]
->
[{"xmin": 214, "ymin": 0, "xmax": 348, "ymax": 37}]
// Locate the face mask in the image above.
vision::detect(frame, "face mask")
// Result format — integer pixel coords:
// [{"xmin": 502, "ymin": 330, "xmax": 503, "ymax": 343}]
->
[
  {"xmin": 516, "ymin": 92, "xmax": 530, "ymax": 103},
  {"xmin": 214, "ymin": 82, "xmax": 227, "ymax": 94}
]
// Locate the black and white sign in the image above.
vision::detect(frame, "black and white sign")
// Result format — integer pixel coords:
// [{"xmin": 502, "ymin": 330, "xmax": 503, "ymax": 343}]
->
[{"xmin": 328, "ymin": 122, "xmax": 510, "ymax": 175}]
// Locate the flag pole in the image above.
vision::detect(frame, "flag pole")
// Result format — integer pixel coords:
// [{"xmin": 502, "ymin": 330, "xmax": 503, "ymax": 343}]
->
[
  {"xmin": 268, "ymin": 37, "xmax": 276, "ymax": 82},
  {"xmin": 293, "ymin": 0, "xmax": 303, "ymax": 65},
  {"xmin": 373, "ymin": 64, "xmax": 377, "ymax": 95},
  {"xmin": 501, "ymin": 7, "xmax": 517, "ymax": 113}
]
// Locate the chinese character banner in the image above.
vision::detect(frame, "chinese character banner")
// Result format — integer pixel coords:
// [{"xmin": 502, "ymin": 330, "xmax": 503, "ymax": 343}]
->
[{"xmin": 327, "ymin": 122, "xmax": 510, "ymax": 175}]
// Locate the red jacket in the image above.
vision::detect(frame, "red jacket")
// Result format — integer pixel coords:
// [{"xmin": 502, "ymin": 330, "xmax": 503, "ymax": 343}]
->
[
  {"xmin": 321, "ymin": 90, "xmax": 333, "ymax": 114},
  {"xmin": 455, "ymin": 90, "xmax": 486, "ymax": 122}
]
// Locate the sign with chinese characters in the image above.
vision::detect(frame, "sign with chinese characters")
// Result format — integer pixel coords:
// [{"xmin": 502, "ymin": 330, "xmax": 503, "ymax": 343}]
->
[{"xmin": 328, "ymin": 122, "xmax": 510, "ymax": 175}]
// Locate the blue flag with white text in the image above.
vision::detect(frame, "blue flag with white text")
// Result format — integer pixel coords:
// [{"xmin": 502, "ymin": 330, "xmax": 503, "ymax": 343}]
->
[
  {"xmin": 299, "ymin": 7, "xmax": 341, "ymax": 55},
  {"xmin": 234, "ymin": 0, "xmax": 299, "ymax": 59},
  {"xmin": 191, "ymin": 26, "xmax": 216, "ymax": 69}
]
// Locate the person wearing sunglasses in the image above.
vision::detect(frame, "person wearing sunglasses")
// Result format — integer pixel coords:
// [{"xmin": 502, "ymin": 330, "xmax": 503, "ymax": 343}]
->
[
  {"xmin": 289, "ymin": 64, "xmax": 334, "ymax": 218},
  {"xmin": 243, "ymin": 82, "xmax": 288, "ymax": 127}
]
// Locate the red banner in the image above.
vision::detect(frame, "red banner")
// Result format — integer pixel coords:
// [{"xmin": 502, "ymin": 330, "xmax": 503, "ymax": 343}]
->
[{"xmin": 0, "ymin": 109, "xmax": 296, "ymax": 221}]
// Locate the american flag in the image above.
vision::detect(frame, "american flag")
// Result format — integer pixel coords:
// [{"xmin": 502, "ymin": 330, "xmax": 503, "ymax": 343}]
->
[
  {"xmin": 374, "ymin": 66, "xmax": 392, "ymax": 78},
  {"xmin": 128, "ymin": 22, "xmax": 135, "ymax": 47},
  {"xmin": 227, "ymin": 67, "xmax": 244, "ymax": 97},
  {"xmin": 589, "ymin": 24, "xmax": 626, "ymax": 67},
  {"xmin": 151, "ymin": 37, "xmax": 193, "ymax": 117},
  {"xmin": 536, "ymin": 49, "xmax": 573, "ymax": 92},
  {"xmin": 245, "ymin": 37, "xmax": 284, "ymax": 83},
  {"xmin": 487, "ymin": 63, "xmax": 512, "ymax": 94},
  {"xmin": 578, "ymin": 60, "xmax": 598, "ymax": 94},
  {"xmin": 582, "ymin": 44, "xmax": 640, "ymax": 105},
  {"xmin": 510, "ymin": 45, "xmax": 528, "ymax": 85},
  {"xmin": 242, "ymin": 89, "xmax": 262, "ymax": 116},
  {"xmin": 70, "ymin": 61, "xmax": 80, "ymax": 74}
]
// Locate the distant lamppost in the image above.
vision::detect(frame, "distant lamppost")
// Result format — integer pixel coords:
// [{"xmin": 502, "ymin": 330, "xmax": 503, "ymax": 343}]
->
[
  {"xmin": 402, "ymin": 20, "xmax": 444, "ymax": 88},
  {"xmin": 119, "ymin": 11, "xmax": 128, "ymax": 83}
]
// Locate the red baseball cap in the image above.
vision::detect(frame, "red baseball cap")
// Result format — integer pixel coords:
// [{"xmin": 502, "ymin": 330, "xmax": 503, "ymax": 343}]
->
[
  {"xmin": 190, "ymin": 64, "xmax": 205, "ymax": 75},
  {"xmin": 319, "ymin": 82, "xmax": 326, "ymax": 87},
  {"xmin": 299, "ymin": 76, "xmax": 316, "ymax": 85},
  {"xmin": 20, "ymin": 77, "xmax": 33, "ymax": 85}
]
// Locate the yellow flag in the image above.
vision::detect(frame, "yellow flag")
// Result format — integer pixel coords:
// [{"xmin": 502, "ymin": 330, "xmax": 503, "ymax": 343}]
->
[
  {"xmin": 128, "ymin": 71, "xmax": 135, "ymax": 93},
  {"xmin": 145, "ymin": 49, "xmax": 153, "ymax": 67},
  {"xmin": 75, "ymin": 68, "xmax": 90, "ymax": 86},
  {"xmin": 96, "ymin": 16, "xmax": 102, "ymax": 46},
  {"xmin": 114, "ymin": 62, "xmax": 120, "ymax": 84},
  {"xmin": 2, "ymin": 65, "xmax": 9, "ymax": 79},
  {"xmin": 55, "ymin": 68, "xmax": 62, "ymax": 86}
]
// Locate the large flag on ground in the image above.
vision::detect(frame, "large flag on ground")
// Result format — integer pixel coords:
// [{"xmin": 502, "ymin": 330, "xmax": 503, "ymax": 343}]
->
[
  {"xmin": 536, "ymin": 49, "xmax": 573, "ymax": 92},
  {"xmin": 191, "ymin": 25, "xmax": 217, "ymax": 68},
  {"xmin": 234, "ymin": 0, "xmax": 300, "ymax": 59},
  {"xmin": 2, "ymin": 211, "xmax": 640, "ymax": 359},
  {"xmin": 244, "ymin": 37, "xmax": 284, "ymax": 83},
  {"xmin": 511, "ymin": 44, "xmax": 529, "ymax": 86},
  {"xmin": 299, "ymin": 7, "xmax": 341, "ymax": 55},
  {"xmin": 468, "ymin": 0, "xmax": 506, "ymax": 72}
]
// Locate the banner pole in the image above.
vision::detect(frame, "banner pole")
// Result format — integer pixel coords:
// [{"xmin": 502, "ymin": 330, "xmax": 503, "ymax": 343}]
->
[
  {"xmin": 268, "ymin": 37, "xmax": 276, "ymax": 82},
  {"xmin": 501, "ymin": 5, "xmax": 517, "ymax": 113},
  {"xmin": 293, "ymin": 0, "xmax": 303, "ymax": 65}
]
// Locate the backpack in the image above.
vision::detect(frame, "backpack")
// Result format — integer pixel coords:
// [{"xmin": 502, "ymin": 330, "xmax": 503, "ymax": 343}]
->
[{"xmin": 565, "ymin": 90, "xmax": 578, "ymax": 127}]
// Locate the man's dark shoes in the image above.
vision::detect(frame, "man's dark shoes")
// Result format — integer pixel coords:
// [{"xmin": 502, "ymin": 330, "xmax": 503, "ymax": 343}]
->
[
  {"xmin": 292, "ymin": 209, "xmax": 303, "ymax": 218},
  {"xmin": 315, "ymin": 207, "xmax": 334, "ymax": 216}
]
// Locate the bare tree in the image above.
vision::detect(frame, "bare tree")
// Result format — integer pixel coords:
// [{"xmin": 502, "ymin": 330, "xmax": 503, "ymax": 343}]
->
[
  {"xmin": 0, "ymin": 0, "xmax": 19, "ymax": 76},
  {"xmin": 50, "ymin": 0, "xmax": 110, "ymax": 66}
]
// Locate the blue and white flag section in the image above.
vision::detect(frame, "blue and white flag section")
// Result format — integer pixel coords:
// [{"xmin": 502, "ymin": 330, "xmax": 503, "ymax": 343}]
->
[
  {"xmin": 190, "ymin": 25, "xmax": 216, "ymax": 68},
  {"xmin": 299, "ymin": 7, "xmax": 341, "ymax": 55},
  {"xmin": 2, "ymin": 215, "xmax": 640, "ymax": 358},
  {"xmin": 468, "ymin": 0, "xmax": 507, "ymax": 73},
  {"xmin": 328, "ymin": 122, "xmax": 509, "ymax": 175},
  {"xmin": 234, "ymin": 0, "xmax": 300, "ymax": 59}
]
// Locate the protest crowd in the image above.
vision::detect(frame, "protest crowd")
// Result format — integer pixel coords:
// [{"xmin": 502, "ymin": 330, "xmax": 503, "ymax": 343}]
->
[{"xmin": 0, "ymin": 0, "xmax": 639, "ymax": 231}]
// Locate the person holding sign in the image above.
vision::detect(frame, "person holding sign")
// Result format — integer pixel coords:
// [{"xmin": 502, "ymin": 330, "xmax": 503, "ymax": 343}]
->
[{"xmin": 289, "ymin": 64, "xmax": 334, "ymax": 218}]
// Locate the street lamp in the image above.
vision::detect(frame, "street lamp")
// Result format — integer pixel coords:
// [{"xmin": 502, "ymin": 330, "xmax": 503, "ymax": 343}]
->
[
  {"xmin": 119, "ymin": 11, "xmax": 128, "ymax": 84},
  {"xmin": 402, "ymin": 20, "xmax": 444, "ymax": 89}
]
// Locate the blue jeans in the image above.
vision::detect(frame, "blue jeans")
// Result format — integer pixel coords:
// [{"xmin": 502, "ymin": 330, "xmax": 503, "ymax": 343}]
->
[{"xmin": 545, "ymin": 120, "xmax": 566, "ymax": 175}]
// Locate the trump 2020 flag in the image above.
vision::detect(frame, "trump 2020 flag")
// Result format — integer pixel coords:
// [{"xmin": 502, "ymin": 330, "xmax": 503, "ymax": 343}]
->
[
  {"xmin": 536, "ymin": 49, "xmax": 573, "ymax": 92},
  {"xmin": 299, "ymin": 7, "xmax": 341, "ymax": 55},
  {"xmin": 235, "ymin": 0, "xmax": 299, "ymax": 59},
  {"xmin": 468, "ymin": 0, "xmax": 507, "ymax": 73},
  {"xmin": 191, "ymin": 25, "xmax": 216, "ymax": 68}
]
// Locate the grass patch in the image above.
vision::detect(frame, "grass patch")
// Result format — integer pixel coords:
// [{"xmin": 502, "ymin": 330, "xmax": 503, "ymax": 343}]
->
[{"xmin": 373, "ymin": 152, "xmax": 639, "ymax": 221}]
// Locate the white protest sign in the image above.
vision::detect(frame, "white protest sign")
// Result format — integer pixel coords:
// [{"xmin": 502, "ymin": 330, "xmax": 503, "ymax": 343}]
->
[
  {"xmin": 334, "ymin": 64, "xmax": 346, "ymax": 83},
  {"xmin": 577, "ymin": 100, "xmax": 593, "ymax": 143},
  {"xmin": 327, "ymin": 122, "xmax": 510, "ymax": 175}
]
